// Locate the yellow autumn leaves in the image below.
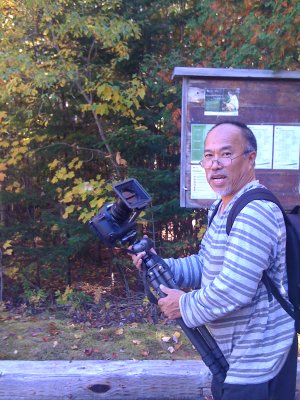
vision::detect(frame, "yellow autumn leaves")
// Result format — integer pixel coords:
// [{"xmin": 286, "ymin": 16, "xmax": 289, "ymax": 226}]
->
[
  {"xmin": 0, "ymin": 162, "xmax": 7, "ymax": 182},
  {"xmin": 48, "ymin": 156, "xmax": 108, "ymax": 221},
  {"xmin": 2, "ymin": 240, "xmax": 13, "ymax": 255}
]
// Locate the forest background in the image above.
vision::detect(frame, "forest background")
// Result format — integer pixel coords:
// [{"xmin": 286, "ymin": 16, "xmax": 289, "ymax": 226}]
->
[{"xmin": 0, "ymin": 0, "xmax": 299, "ymax": 328}]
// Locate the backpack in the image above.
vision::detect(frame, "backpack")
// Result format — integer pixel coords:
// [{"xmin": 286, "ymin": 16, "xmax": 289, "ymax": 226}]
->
[{"xmin": 209, "ymin": 188, "xmax": 300, "ymax": 333}]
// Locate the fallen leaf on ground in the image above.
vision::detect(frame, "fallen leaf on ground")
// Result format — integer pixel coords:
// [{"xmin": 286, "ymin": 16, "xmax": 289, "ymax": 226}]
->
[
  {"xmin": 174, "ymin": 343, "xmax": 182, "ymax": 351},
  {"xmin": 114, "ymin": 328, "xmax": 124, "ymax": 336},
  {"xmin": 84, "ymin": 348, "xmax": 93, "ymax": 356},
  {"xmin": 74, "ymin": 333, "xmax": 82, "ymax": 339},
  {"xmin": 48, "ymin": 322, "xmax": 60, "ymax": 336},
  {"xmin": 172, "ymin": 331, "xmax": 181, "ymax": 343}
]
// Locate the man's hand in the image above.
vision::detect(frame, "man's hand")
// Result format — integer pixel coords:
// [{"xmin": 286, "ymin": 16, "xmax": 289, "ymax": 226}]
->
[
  {"xmin": 128, "ymin": 248, "xmax": 146, "ymax": 270},
  {"xmin": 128, "ymin": 235, "xmax": 156, "ymax": 270},
  {"xmin": 158, "ymin": 285, "xmax": 184, "ymax": 320}
]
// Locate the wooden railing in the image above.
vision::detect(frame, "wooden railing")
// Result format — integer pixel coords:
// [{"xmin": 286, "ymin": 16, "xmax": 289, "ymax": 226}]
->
[{"xmin": 0, "ymin": 359, "xmax": 299, "ymax": 399}]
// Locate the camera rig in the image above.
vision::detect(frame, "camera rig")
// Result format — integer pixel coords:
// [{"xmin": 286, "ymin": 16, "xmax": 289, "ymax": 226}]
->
[{"xmin": 89, "ymin": 178, "xmax": 228, "ymax": 382}]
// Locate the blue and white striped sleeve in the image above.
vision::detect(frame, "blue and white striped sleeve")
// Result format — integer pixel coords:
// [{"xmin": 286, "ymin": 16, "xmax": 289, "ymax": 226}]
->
[{"xmin": 164, "ymin": 250, "xmax": 204, "ymax": 289}]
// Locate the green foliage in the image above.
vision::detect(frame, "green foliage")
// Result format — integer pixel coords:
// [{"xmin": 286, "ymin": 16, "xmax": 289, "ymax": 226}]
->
[
  {"xmin": 55, "ymin": 286, "xmax": 93, "ymax": 309},
  {"xmin": 22, "ymin": 284, "xmax": 48, "ymax": 307}
]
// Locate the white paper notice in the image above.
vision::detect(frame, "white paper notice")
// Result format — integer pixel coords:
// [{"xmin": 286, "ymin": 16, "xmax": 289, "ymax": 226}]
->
[
  {"xmin": 273, "ymin": 126, "xmax": 300, "ymax": 169},
  {"xmin": 248, "ymin": 125, "xmax": 273, "ymax": 169},
  {"xmin": 190, "ymin": 165, "xmax": 218, "ymax": 199}
]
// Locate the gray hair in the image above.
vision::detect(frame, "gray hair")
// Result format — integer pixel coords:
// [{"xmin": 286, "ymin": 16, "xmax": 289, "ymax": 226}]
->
[{"xmin": 208, "ymin": 121, "xmax": 257, "ymax": 153}]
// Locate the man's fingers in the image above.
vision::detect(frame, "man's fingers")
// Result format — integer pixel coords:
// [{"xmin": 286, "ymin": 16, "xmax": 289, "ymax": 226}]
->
[
  {"xmin": 130, "ymin": 251, "xmax": 146, "ymax": 270},
  {"xmin": 159, "ymin": 284, "xmax": 170, "ymax": 295}
]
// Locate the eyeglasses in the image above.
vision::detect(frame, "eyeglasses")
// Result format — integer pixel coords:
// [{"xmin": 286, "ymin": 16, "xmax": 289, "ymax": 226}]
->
[{"xmin": 199, "ymin": 151, "xmax": 251, "ymax": 169}]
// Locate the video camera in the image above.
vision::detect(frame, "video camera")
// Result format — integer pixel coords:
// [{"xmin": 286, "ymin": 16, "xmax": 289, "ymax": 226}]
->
[{"xmin": 89, "ymin": 178, "xmax": 152, "ymax": 247}]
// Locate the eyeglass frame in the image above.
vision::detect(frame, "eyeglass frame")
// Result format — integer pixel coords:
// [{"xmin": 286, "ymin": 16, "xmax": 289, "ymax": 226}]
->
[{"xmin": 199, "ymin": 150, "xmax": 252, "ymax": 169}]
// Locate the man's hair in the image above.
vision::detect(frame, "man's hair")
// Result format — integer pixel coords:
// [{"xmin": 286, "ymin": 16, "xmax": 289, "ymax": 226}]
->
[{"xmin": 208, "ymin": 121, "xmax": 257, "ymax": 152}]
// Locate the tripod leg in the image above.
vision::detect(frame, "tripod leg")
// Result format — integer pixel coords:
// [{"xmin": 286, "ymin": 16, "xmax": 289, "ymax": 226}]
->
[
  {"xmin": 197, "ymin": 326, "xmax": 229, "ymax": 373},
  {"xmin": 176, "ymin": 318, "xmax": 227, "ymax": 383},
  {"xmin": 142, "ymin": 253, "xmax": 228, "ymax": 383}
]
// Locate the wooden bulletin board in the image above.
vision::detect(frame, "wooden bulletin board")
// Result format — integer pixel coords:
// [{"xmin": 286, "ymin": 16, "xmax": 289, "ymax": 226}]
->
[{"xmin": 172, "ymin": 67, "xmax": 300, "ymax": 210}]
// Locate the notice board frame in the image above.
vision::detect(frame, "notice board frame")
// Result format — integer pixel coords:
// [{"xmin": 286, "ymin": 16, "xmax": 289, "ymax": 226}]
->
[{"xmin": 172, "ymin": 67, "xmax": 300, "ymax": 211}]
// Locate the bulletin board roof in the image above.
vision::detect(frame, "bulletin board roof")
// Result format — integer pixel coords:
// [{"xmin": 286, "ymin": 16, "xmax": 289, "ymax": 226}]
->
[{"xmin": 172, "ymin": 67, "xmax": 300, "ymax": 80}]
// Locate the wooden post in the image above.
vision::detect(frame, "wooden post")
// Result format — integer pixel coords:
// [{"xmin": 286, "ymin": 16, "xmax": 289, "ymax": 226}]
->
[{"xmin": 0, "ymin": 359, "xmax": 299, "ymax": 399}]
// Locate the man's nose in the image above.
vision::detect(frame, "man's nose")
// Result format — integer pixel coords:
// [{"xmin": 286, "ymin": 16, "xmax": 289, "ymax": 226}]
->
[{"xmin": 211, "ymin": 159, "xmax": 223, "ymax": 169}]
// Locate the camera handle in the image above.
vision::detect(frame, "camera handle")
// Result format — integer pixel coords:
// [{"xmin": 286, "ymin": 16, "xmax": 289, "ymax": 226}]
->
[{"xmin": 131, "ymin": 239, "xmax": 229, "ymax": 383}]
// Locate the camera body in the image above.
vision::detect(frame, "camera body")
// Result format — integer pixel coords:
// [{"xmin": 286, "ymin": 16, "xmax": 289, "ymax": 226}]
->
[{"xmin": 89, "ymin": 178, "xmax": 151, "ymax": 246}]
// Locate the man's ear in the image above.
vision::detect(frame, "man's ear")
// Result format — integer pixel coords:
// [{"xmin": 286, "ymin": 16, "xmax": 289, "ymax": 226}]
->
[{"xmin": 249, "ymin": 151, "xmax": 256, "ymax": 167}]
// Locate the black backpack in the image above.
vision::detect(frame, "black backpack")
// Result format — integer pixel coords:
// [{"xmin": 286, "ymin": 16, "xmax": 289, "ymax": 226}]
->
[{"xmin": 209, "ymin": 188, "xmax": 300, "ymax": 333}]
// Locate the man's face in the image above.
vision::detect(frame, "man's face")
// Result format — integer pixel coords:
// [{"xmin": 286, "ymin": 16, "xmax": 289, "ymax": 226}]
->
[{"xmin": 203, "ymin": 124, "xmax": 256, "ymax": 200}]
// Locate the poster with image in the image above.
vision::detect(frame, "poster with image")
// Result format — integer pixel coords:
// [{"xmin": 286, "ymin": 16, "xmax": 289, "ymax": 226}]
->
[{"xmin": 204, "ymin": 88, "xmax": 240, "ymax": 116}]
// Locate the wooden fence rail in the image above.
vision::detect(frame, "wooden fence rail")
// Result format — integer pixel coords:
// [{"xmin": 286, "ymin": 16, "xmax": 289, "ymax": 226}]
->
[{"xmin": 0, "ymin": 359, "xmax": 299, "ymax": 399}]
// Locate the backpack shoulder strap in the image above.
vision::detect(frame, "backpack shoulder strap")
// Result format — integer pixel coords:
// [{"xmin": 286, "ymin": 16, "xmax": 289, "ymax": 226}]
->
[
  {"xmin": 226, "ymin": 188, "xmax": 297, "ymax": 322},
  {"xmin": 226, "ymin": 188, "xmax": 282, "ymax": 235},
  {"xmin": 291, "ymin": 205, "xmax": 300, "ymax": 214}
]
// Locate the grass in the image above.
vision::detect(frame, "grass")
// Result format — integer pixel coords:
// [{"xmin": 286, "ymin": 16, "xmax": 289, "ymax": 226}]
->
[
  {"xmin": 1, "ymin": 304, "xmax": 299, "ymax": 362},
  {"xmin": 0, "ymin": 309, "xmax": 199, "ymax": 361}
]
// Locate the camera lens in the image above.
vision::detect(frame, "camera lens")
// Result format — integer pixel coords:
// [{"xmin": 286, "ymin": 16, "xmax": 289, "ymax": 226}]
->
[{"xmin": 110, "ymin": 197, "xmax": 132, "ymax": 223}]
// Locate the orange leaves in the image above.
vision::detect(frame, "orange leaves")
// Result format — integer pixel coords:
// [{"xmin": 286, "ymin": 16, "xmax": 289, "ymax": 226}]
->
[
  {"xmin": 157, "ymin": 70, "xmax": 172, "ymax": 84},
  {"xmin": 115, "ymin": 151, "xmax": 127, "ymax": 167},
  {"xmin": 0, "ymin": 172, "xmax": 6, "ymax": 182},
  {"xmin": 250, "ymin": 33, "xmax": 259, "ymax": 45},
  {"xmin": 187, "ymin": 0, "xmax": 299, "ymax": 67},
  {"xmin": 210, "ymin": 1, "xmax": 220, "ymax": 12},
  {"xmin": 47, "ymin": 322, "xmax": 61, "ymax": 336},
  {"xmin": 42, "ymin": 323, "xmax": 62, "ymax": 342},
  {"xmin": 243, "ymin": 0, "xmax": 255, "ymax": 12},
  {"xmin": 295, "ymin": 15, "xmax": 300, "ymax": 25},
  {"xmin": 171, "ymin": 108, "xmax": 181, "ymax": 130}
]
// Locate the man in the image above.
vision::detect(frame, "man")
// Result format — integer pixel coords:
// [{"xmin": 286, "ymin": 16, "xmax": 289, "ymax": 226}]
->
[
  {"xmin": 131, "ymin": 121, "xmax": 297, "ymax": 400},
  {"xmin": 223, "ymin": 91, "xmax": 239, "ymax": 112}
]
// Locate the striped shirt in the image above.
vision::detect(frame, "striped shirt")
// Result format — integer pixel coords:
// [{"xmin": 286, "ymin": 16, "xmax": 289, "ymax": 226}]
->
[{"xmin": 165, "ymin": 181, "xmax": 295, "ymax": 384}]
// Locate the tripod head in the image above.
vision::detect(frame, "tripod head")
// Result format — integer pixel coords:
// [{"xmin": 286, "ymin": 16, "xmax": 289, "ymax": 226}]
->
[{"xmin": 131, "ymin": 237, "xmax": 154, "ymax": 254}]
